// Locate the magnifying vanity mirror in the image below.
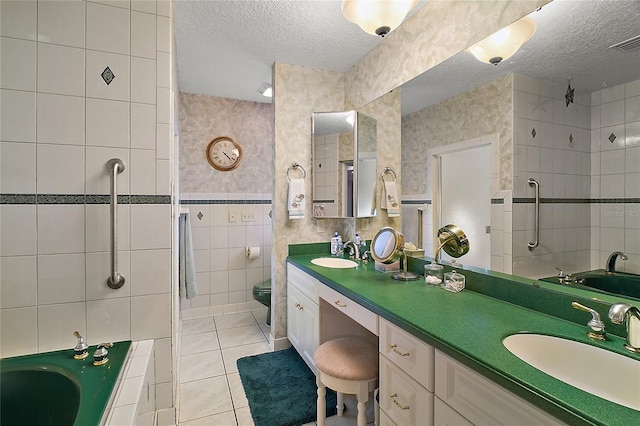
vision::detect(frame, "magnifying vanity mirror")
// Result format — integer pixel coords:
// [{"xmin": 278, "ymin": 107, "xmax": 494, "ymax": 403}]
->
[
  {"xmin": 371, "ymin": 227, "xmax": 420, "ymax": 281},
  {"xmin": 435, "ymin": 224, "xmax": 470, "ymax": 263},
  {"xmin": 312, "ymin": 111, "xmax": 377, "ymax": 218}
]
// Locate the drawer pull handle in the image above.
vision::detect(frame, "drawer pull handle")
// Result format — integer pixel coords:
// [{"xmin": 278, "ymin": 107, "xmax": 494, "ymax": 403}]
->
[
  {"xmin": 295, "ymin": 303, "xmax": 303, "ymax": 311},
  {"xmin": 390, "ymin": 394, "xmax": 409, "ymax": 410},
  {"xmin": 334, "ymin": 300, "xmax": 347, "ymax": 308},
  {"xmin": 390, "ymin": 344, "xmax": 410, "ymax": 357}
]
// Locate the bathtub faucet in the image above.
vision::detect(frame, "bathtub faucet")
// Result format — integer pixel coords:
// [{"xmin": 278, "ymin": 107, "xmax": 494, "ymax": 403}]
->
[
  {"xmin": 609, "ymin": 303, "xmax": 640, "ymax": 353},
  {"xmin": 93, "ymin": 343, "xmax": 114, "ymax": 366},
  {"xmin": 605, "ymin": 251, "xmax": 627, "ymax": 273}
]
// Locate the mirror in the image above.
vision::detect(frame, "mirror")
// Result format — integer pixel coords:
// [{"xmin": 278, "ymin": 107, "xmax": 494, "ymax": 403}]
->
[
  {"xmin": 396, "ymin": 0, "xmax": 640, "ymax": 283},
  {"xmin": 312, "ymin": 111, "xmax": 377, "ymax": 218},
  {"xmin": 371, "ymin": 227, "xmax": 420, "ymax": 281}
]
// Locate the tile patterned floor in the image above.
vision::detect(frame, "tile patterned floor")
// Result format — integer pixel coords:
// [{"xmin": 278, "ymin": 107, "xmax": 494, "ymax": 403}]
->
[{"xmin": 177, "ymin": 310, "xmax": 374, "ymax": 425}]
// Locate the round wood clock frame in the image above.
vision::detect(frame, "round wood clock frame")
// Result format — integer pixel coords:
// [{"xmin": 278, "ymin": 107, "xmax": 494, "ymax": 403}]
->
[{"xmin": 206, "ymin": 136, "xmax": 243, "ymax": 171}]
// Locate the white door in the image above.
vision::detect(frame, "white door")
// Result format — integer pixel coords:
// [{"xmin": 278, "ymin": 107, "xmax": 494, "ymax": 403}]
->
[{"xmin": 437, "ymin": 144, "xmax": 491, "ymax": 269}]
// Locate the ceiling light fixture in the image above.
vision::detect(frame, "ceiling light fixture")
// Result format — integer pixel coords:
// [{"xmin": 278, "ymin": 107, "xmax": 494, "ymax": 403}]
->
[
  {"xmin": 466, "ymin": 17, "xmax": 537, "ymax": 65},
  {"xmin": 342, "ymin": 0, "xmax": 419, "ymax": 37},
  {"xmin": 258, "ymin": 83, "xmax": 272, "ymax": 98}
]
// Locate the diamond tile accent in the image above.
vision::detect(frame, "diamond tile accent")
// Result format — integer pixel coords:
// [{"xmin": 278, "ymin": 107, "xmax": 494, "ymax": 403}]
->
[
  {"xmin": 101, "ymin": 67, "xmax": 115, "ymax": 85},
  {"xmin": 531, "ymin": 128, "xmax": 536, "ymax": 138},
  {"xmin": 569, "ymin": 134, "xmax": 573, "ymax": 143},
  {"xmin": 609, "ymin": 133, "xmax": 617, "ymax": 143},
  {"xmin": 197, "ymin": 211, "xmax": 204, "ymax": 221}
]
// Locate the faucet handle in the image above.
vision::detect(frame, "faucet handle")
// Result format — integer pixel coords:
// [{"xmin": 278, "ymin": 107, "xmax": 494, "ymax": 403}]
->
[
  {"xmin": 73, "ymin": 331, "xmax": 89, "ymax": 360},
  {"xmin": 572, "ymin": 302, "xmax": 606, "ymax": 341},
  {"xmin": 93, "ymin": 342, "xmax": 114, "ymax": 366}
]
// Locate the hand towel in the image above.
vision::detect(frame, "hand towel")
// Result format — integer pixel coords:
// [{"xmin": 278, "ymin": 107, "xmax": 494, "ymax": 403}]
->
[
  {"xmin": 179, "ymin": 211, "xmax": 198, "ymax": 299},
  {"xmin": 288, "ymin": 178, "xmax": 305, "ymax": 220},
  {"xmin": 382, "ymin": 181, "xmax": 400, "ymax": 217}
]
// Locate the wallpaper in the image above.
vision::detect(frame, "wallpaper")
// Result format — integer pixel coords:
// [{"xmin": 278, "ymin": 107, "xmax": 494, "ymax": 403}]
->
[
  {"xmin": 178, "ymin": 93, "xmax": 274, "ymax": 194},
  {"xmin": 402, "ymin": 74, "xmax": 513, "ymax": 196},
  {"xmin": 272, "ymin": 63, "xmax": 347, "ymax": 340}
]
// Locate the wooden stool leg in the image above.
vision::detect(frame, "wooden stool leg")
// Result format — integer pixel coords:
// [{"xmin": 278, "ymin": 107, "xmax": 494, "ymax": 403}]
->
[
  {"xmin": 317, "ymin": 374, "xmax": 326, "ymax": 426},
  {"xmin": 337, "ymin": 391, "xmax": 344, "ymax": 416},
  {"xmin": 356, "ymin": 383, "xmax": 369, "ymax": 426}
]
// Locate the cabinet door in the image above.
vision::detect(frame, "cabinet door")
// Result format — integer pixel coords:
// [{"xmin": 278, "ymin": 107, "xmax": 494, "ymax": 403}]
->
[
  {"xmin": 434, "ymin": 396, "xmax": 473, "ymax": 426},
  {"xmin": 434, "ymin": 351, "xmax": 565, "ymax": 426},
  {"xmin": 380, "ymin": 355, "xmax": 433, "ymax": 426},
  {"xmin": 287, "ymin": 282, "xmax": 319, "ymax": 372}
]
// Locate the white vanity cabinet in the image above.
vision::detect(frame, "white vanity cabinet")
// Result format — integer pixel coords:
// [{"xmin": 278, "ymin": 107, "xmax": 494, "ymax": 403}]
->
[
  {"xmin": 379, "ymin": 318, "xmax": 435, "ymax": 426},
  {"xmin": 287, "ymin": 264, "xmax": 320, "ymax": 373},
  {"xmin": 434, "ymin": 351, "xmax": 565, "ymax": 426}
]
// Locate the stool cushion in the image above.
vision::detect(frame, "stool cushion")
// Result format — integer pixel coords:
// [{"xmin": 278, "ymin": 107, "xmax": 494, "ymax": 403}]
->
[{"xmin": 314, "ymin": 337, "xmax": 378, "ymax": 381}]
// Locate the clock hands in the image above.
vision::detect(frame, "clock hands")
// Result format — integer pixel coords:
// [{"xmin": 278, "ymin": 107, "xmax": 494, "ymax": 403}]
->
[{"xmin": 223, "ymin": 152, "xmax": 233, "ymax": 161}]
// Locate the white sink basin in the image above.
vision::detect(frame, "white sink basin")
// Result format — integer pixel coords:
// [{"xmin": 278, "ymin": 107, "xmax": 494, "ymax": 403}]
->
[
  {"xmin": 503, "ymin": 334, "xmax": 640, "ymax": 411},
  {"xmin": 311, "ymin": 257, "xmax": 358, "ymax": 269}
]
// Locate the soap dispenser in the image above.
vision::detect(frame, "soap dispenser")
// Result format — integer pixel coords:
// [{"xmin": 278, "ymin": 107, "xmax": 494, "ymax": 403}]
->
[{"xmin": 73, "ymin": 331, "xmax": 89, "ymax": 360}]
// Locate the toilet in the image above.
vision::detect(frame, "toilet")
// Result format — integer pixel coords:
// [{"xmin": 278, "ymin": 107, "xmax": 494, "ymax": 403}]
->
[{"xmin": 252, "ymin": 279, "xmax": 271, "ymax": 326}]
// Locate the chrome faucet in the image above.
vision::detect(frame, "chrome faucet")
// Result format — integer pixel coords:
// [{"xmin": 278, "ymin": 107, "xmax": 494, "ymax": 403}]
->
[
  {"xmin": 93, "ymin": 342, "xmax": 114, "ymax": 366},
  {"xmin": 609, "ymin": 303, "xmax": 640, "ymax": 353},
  {"xmin": 605, "ymin": 251, "xmax": 628, "ymax": 273},
  {"xmin": 571, "ymin": 302, "xmax": 606, "ymax": 340},
  {"xmin": 343, "ymin": 241, "xmax": 360, "ymax": 260}
]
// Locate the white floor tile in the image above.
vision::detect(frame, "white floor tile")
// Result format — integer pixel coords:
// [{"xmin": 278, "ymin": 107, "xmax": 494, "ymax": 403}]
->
[
  {"xmin": 235, "ymin": 407, "xmax": 254, "ymax": 426},
  {"xmin": 227, "ymin": 372, "xmax": 248, "ymax": 409},
  {"xmin": 179, "ymin": 350, "xmax": 226, "ymax": 383},
  {"xmin": 214, "ymin": 311, "xmax": 258, "ymax": 330},
  {"xmin": 178, "ymin": 376, "xmax": 233, "ymax": 423},
  {"xmin": 180, "ymin": 409, "xmax": 237, "ymax": 426},
  {"xmin": 221, "ymin": 341, "xmax": 272, "ymax": 374},
  {"xmin": 182, "ymin": 317, "xmax": 216, "ymax": 335},
  {"xmin": 217, "ymin": 325, "xmax": 266, "ymax": 349},
  {"xmin": 181, "ymin": 331, "xmax": 220, "ymax": 355}
]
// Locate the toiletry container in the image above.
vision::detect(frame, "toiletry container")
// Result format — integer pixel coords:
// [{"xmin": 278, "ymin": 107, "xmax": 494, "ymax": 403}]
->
[
  {"xmin": 424, "ymin": 262, "xmax": 443, "ymax": 286},
  {"xmin": 331, "ymin": 232, "xmax": 341, "ymax": 255}
]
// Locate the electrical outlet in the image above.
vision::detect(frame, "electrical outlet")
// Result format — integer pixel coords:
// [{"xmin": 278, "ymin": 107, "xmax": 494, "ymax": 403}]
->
[
  {"xmin": 228, "ymin": 211, "xmax": 237, "ymax": 223},
  {"xmin": 242, "ymin": 211, "xmax": 256, "ymax": 222}
]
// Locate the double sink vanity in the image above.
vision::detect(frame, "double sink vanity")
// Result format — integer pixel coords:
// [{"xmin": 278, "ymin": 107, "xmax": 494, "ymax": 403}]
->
[{"xmin": 287, "ymin": 245, "xmax": 640, "ymax": 425}]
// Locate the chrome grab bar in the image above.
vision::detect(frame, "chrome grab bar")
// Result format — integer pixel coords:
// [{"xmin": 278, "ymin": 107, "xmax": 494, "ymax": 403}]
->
[
  {"xmin": 106, "ymin": 158, "xmax": 125, "ymax": 289},
  {"xmin": 527, "ymin": 177, "xmax": 539, "ymax": 250}
]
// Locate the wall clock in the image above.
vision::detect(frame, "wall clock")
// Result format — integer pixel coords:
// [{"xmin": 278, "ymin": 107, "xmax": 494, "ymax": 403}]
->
[{"xmin": 206, "ymin": 136, "xmax": 243, "ymax": 171}]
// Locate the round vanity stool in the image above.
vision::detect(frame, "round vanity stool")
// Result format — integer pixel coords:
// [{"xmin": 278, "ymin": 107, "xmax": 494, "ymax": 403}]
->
[{"xmin": 314, "ymin": 336, "xmax": 379, "ymax": 426}]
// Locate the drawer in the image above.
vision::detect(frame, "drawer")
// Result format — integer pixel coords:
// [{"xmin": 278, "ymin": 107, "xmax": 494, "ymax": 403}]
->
[
  {"xmin": 434, "ymin": 350, "xmax": 565, "ymax": 426},
  {"xmin": 287, "ymin": 263, "xmax": 319, "ymax": 301},
  {"xmin": 379, "ymin": 318, "xmax": 434, "ymax": 391},
  {"xmin": 380, "ymin": 355, "xmax": 434, "ymax": 426},
  {"xmin": 319, "ymin": 284, "xmax": 378, "ymax": 335}
]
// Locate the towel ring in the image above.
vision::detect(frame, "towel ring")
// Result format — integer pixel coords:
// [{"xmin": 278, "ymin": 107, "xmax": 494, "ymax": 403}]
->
[
  {"xmin": 286, "ymin": 162, "xmax": 306, "ymax": 182},
  {"xmin": 381, "ymin": 167, "xmax": 397, "ymax": 184}
]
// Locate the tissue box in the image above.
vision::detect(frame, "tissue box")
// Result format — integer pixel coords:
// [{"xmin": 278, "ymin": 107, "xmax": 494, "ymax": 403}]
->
[{"xmin": 375, "ymin": 260, "xmax": 400, "ymax": 272}]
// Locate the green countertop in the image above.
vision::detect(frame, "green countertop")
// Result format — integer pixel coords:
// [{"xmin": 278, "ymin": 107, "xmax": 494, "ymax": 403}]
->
[{"xmin": 287, "ymin": 254, "xmax": 640, "ymax": 426}]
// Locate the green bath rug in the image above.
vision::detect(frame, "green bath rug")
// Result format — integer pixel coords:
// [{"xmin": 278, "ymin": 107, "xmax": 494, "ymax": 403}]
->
[{"xmin": 237, "ymin": 347, "xmax": 337, "ymax": 426}]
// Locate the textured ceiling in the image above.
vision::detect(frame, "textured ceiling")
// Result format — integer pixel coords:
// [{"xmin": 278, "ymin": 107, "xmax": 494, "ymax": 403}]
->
[
  {"xmin": 174, "ymin": 0, "xmax": 640, "ymax": 114},
  {"xmin": 174, "ymin": 0, "xmax": 400, "ymax": 103}
]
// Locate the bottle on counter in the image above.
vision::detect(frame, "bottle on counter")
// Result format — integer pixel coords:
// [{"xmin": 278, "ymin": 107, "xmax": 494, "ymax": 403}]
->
[{"xmin": 331, "ymin": 232, "xmax": 342, "ymax": 255}]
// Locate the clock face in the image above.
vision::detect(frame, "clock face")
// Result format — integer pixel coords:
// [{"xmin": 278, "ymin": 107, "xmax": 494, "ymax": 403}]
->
[{"xmin": 206, "ymin": 136, "xmax": 243, "ymax": 171}]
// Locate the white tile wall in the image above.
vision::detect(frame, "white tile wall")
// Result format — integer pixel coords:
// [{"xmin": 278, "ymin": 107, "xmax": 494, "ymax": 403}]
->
[
  {"xmin": 37, "ymin": 0, "xmax": 85, "ymax": 48},
  {"xmin": 0, "ymin": 37, "xmax": 36, "ymax": 90},
  {"xmin": 590, "ymin": 78, "xmax": 640, "ymax": 274},
  {"xmin": 1, "ymin": 11, "xmax": 177, "ymax": 423},
  {"xmin": 1, "ymin": 89, "xmax": 36, "ymax": 142},
  {"xmin": 0, "ymin": 142, "xmax": 36, "ymax": 193},
  {"xmin": 179, "ymin": 196, "xmax": 272, "ymax": 315}
]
